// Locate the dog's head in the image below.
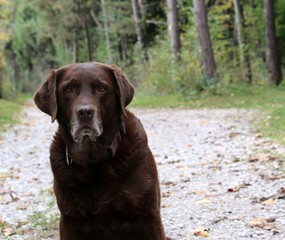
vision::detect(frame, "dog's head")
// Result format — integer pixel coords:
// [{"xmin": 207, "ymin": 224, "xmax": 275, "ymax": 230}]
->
[{"xmin": 34, "ymin": 62, "xmax": 134, "ymax": 143}]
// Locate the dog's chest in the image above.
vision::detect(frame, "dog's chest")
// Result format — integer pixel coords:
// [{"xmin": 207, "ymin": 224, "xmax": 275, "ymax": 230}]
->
[{"xmin": 58, "ymin": 183, "xmax": 140, "ymax": 218}]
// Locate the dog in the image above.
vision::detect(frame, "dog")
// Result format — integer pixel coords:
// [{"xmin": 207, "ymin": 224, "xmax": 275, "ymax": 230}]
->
[{"xmin": 34, "ymin": 62, "xmax": 168, "ymax": 240}]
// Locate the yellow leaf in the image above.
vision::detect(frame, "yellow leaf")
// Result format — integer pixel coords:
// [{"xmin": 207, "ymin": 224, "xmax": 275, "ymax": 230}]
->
[
  {"xmin": 195, "ymin": 198, "xmax": 211, "ymax": 204},
  {"xmin": 261, "ymin": 198, "xmax": 274, "ymax": 206},
  {"xmin": 193, "ymin": 227, "xmax": 210, "ymax": 237}
]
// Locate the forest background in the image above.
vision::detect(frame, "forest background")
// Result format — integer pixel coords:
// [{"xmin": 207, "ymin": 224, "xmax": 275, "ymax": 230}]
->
[{"xmin": 0, "ymin": 0, "xmax": 285, "ymax": 142}]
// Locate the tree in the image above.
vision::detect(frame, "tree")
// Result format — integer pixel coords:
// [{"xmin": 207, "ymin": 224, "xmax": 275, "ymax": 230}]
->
[
  {"xmin": 131, "ymin": 0, "xmax": 143, "ymax": 50},
  {"xmin": 75, "ymin": 0, "xmax": 92, "ymax": 61},
  {"xmin": 100, "ymin": 0, "xmax": 112, "ymax": 63},
  {"xmin": 264, "ymin": 0, "xmax": 282, "ymax": 85},
  {"xmin": 166, "ymin": 0, "xmax": 180, "ymax": 58},
  {"xmin": 193, "ymin": 0, "xmax": 217, "ymax": 79},
  {"xmin": 233, "ymin": 0, "xmax": 252, "ymax": 83},
  {"xmin": 0, "ymin": 0, "xmax": 13, "ymax": 98}
]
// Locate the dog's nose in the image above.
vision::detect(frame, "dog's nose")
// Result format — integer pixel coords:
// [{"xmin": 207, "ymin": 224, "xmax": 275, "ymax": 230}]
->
[{"xmin": 76, "ymin": 106, "xmax": 95, "ymax": 119}]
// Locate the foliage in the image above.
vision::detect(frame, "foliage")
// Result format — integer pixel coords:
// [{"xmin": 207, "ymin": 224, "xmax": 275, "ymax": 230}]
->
[
  {"xmin": 276, "ymin": 0, "xmax": 285, "ymax": 64},
  {"xmin": 0, "ymin": 0, "xmax": 284, "ymax": 99},
  {"xmin": 138, "ymin": 39, "xmax": 176, "ymax": 95}
]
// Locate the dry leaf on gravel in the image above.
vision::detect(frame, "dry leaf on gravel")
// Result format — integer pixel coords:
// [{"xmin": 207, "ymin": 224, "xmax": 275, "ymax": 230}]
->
[
  {"xmin": 1, "ymin": 226, "xmax": 15, "ymax": 237},
  {"xmin": 247, "ymin": 153, "xmax": 277, "ymax": 163},
  {"xmin": 227, "ymin": 185, "xmax": 241, "ymax": 192},
  {"xmin": 248, "ymin": 218, "xmax": 275, "ymax": 228},
  {"xmin": 259, "ymin": 187, "xmax": 285, "ymax": 203},
  {"xmin": 0, "ymin": 173, "xmax": 9, "ymax": 180},
  {"xmin": 16, "ymin": 204, "xmax": 27, "ymax": 210},
  {"xmin": 162, "ymin": 181, "xmax": 176, "ymax": 187},
  {"xmin": 261, "ymin": 198, "xmax": 275, "ymax": 206},
  {"xmin": 229, "ymin": 132, "xmax": 240, "ymax": 138},
  {"xmin": 227, "ymin": 182, "xmax": 248, "ymax": 192},
  {"xmin": 193, "ymin": 227, "xmax": 210, "ymax": 237},
  {"xmin": 195, "ymin": 198, "xmax": 211, "ymax": 204}
]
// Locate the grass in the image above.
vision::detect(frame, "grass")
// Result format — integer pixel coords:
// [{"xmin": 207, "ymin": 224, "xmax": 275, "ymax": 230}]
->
[
  {"xmin": 131, "ymin": 84, "xmax": 285, "ymax": 145},
  {"xmin": 0, "ymin": 99, "xmax": 21, "ymax": 126},
  {"xmin": 0, "ymin": 94, "xmax": 31, "ymax": 129}
]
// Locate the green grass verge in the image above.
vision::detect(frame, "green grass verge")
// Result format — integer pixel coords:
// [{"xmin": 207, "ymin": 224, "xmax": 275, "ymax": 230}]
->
[
  {"xmin": 0, "ymin": 94, "xmax": 32, "ymax": 129},
  {"xmin": 0, "ymin": 99, "xmax": 21, "ymax": 126},
  {"xmin": 131, "ymin": 84, "xmax": 285, "ymax": 144}
]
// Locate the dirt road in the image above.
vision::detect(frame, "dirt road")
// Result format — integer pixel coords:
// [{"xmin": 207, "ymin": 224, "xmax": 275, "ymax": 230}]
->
[{"xmin": 1, "ymin": 102, "xmax": 285, "ymax": 239}]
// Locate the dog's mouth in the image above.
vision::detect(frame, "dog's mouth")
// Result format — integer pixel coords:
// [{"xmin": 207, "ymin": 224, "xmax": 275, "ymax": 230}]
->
[{"xmin": 71, "ymin": 126, "xmax": 103, "ymax": 143}]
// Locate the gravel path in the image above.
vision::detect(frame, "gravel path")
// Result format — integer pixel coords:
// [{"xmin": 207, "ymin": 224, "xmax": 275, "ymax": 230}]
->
[{"xmin": 1, "ymin": 102, "xmax": 285, "ymax": 239}]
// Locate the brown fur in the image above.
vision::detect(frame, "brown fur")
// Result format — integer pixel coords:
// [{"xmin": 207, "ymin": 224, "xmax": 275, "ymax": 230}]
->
[{"xmin": 34, "ymin": 62, "xmax": 167, "ymax": 240}]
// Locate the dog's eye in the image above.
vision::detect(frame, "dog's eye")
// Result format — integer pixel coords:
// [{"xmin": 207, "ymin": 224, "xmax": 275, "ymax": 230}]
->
[
  {"xmin": 97, "ymin": 85, "xmax": 106, "ymax": 93},
  {"xmin": 64, "ymin": 86, "xmax": 73, "ymax": 93}
]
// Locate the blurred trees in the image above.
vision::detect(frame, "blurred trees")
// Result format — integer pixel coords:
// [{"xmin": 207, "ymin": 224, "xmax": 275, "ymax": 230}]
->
[
  {"xmin": 264, "ymin": 0, "xmax": 282, "ymax": 85},
  {"xmin": 166, "ymin": 0, "xmax": 180, "ymax": 58},
  {"xmin": 193, "ymin": 0, "xmax": 217, "ymax": 79},
  {"xmin": 0, "ymin": 0, "xmax": 284, "ymax": 99}
]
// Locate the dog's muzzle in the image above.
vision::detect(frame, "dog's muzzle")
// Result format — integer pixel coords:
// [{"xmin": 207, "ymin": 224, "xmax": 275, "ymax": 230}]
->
[{"xmin": 70, "ymin": 105, "xmax": 103, "ymax": 142}]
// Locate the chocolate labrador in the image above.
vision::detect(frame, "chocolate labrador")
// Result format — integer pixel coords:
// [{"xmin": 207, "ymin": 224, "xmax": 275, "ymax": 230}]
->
[{"xmin": 34, "ymin": 62, "xmax": 168, "ymax": 240}]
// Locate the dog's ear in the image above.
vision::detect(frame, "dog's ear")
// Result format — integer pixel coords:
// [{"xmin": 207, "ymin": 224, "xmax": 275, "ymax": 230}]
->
[
  {"xmin": 34, "ymin": 70, "xmax": 60, "ymax": 123},
  {"xmin": 110, "ymin": 64, "xmax": 134, "ymax": 117}
]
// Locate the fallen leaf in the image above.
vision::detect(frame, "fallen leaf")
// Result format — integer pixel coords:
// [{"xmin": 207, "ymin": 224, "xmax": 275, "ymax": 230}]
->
[
  {"xmin": 247, "ymin": 153, "xmax": 277, "ymax": 163},
  {"xmin": 193, "ymin": 190, "xmax": 206, "ymax": 195},
  {"xmin": 212, "ymin": 217, "xmax": 227, "ymax": 224},
  {"xmin": 1, "ymin": 226, "xmax": 15, "ymax": 237},
  {"xmin": 16, "ymin": 204, "xmax": 27, "ymax": 210},
  {"xmin": 0, "ymin": 173, "xmax": 9, "ymax": 179},
  {"xmin": 162, "ymin": 192, "xmax": 171, "ymax": 198},
  {"xmin": 162, "ymin": 181, "xmax": 176, "ymax": 186},
  {"xmin": 229, "ymin": 132, "xmax": 240, "ymax": 138},
  {"xmin": 227, "ymin": 182, "xmax": 249, "ymax": 192},
  {"xmin": 269, "ymin": 174, "xmax": 284, "ymax": 180},
  {"xmin": 227, "ymin": 185, "xmax": 241, "ymax": 192},
  {"xmin": 195, "ymin": 198, "xmax": 211, "ymax": 204},
  {"xmin": 193, "ymin": 227, "xmax": 210, "ymax": 237},
  {"xmin": 248, "ymin": 218, "xmax": 275, "ymax": 228},
  {"xmin": 261, "ymin": 198, "xmax": 274, "ymax": 206},
  {"xmin": 248, "ymin": 218, "xmax": 267, "ymax": 228},
  {"xmin": 254, "ymin": 133, "xmax": 262, "ymax": 138}
]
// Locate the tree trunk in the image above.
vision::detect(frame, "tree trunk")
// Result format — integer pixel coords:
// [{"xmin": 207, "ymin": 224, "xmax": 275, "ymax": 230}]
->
[
  {"xmin": 233, "ymin": 0, "xmax": 252, "ymax": 84},
  {"xmin": 73, "ymin": 32, "xmax": 79, "ymax": 63},
  {"xmin": 166, "ymin": 0, "xmax": 180, "ymax": 58},
  {"xmin": 101, "ymin": 0, "xmax": 112, "ymax": 63},
  {"xmin": 131, "ymin": 0, "xmax": 143, "ymax": 49},
  {"xmin": 90, "ymin": 9, "xmax": 101, "ymax": 27},
  {"xmin": 233, "ymin": 0, "xmax": 244, "ymax": 64},
  {"xmin": 75, "ymin": 0, "xmax": 92, "ymax": 62},
  {"xmin": 264, "ymin": 0, "xmax": 282, "ymax": 85},
  {"xmin": 131, "ymin": 0, "xmax": 147, "ymax": 61},
  {"xmin": 193, "ymin": 0, "xmax": 217, "ymax": 79}
]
